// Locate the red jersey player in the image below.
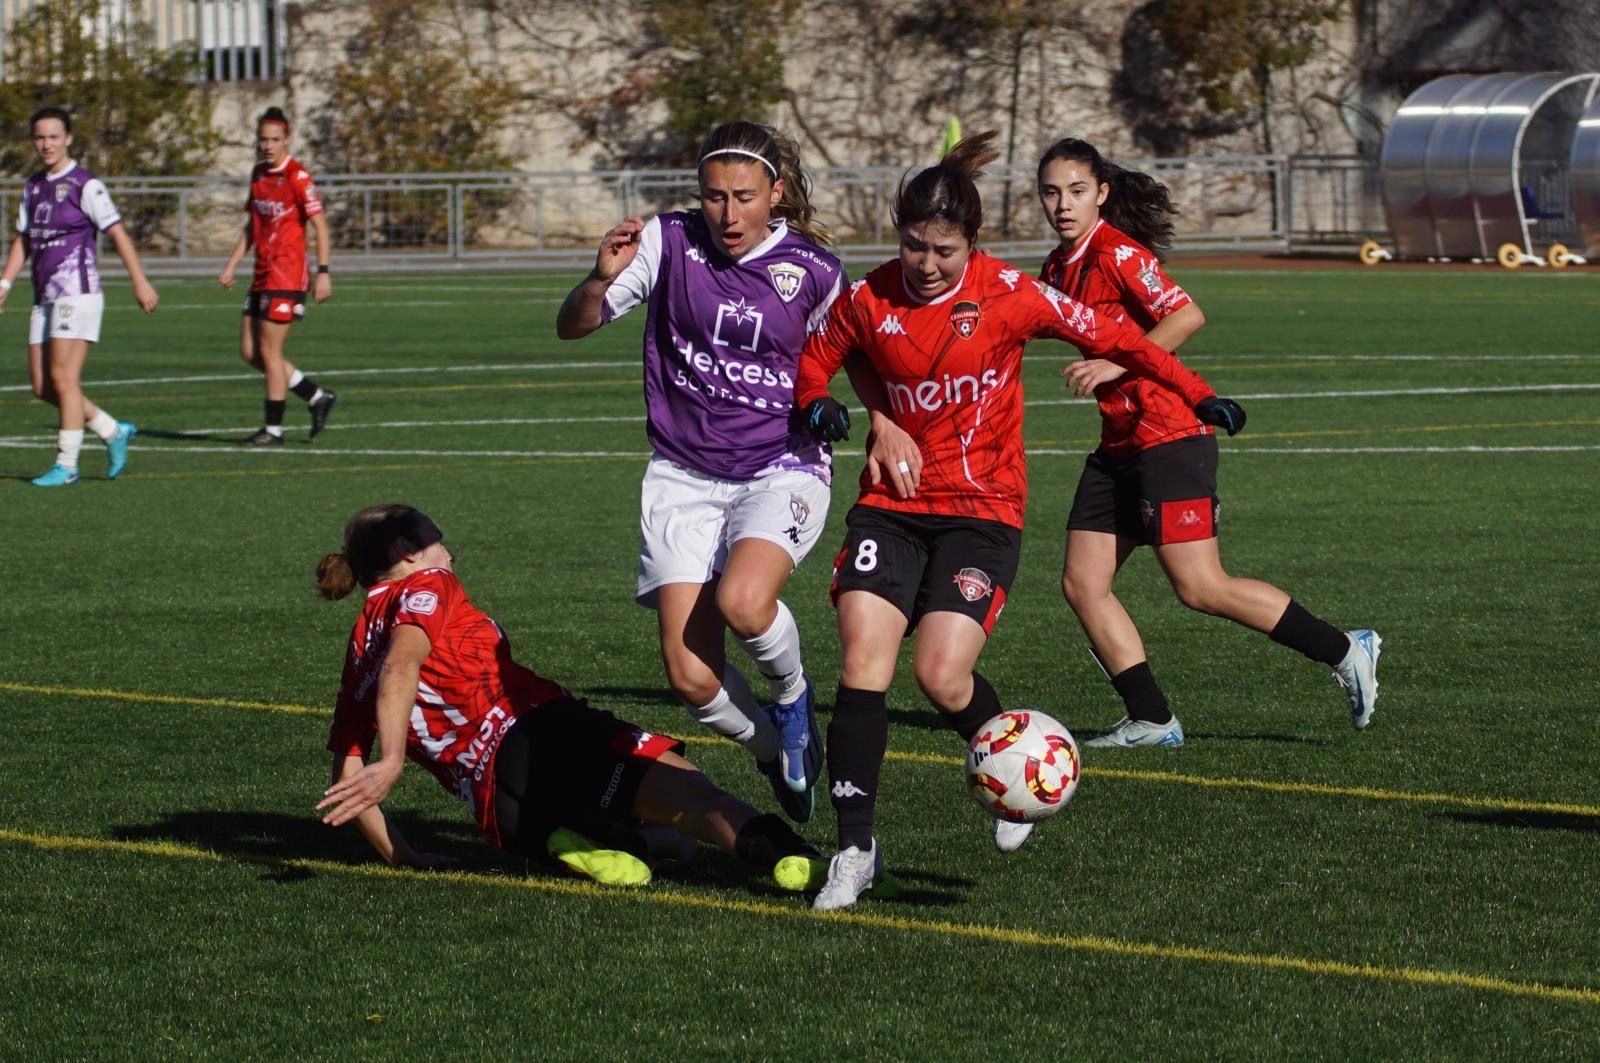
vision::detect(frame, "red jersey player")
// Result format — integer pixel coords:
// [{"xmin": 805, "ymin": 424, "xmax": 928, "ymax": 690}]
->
[
  {"xmin": 314, "ymin": 504, "xmax": 825, "ymax": 890},
  {"xmin": 1036, "ymin": 137, "xmax": 1380, "ymax": 752},
  {"xmin": 219, "ymin": 107, "xmax": 337, "ymax": 446},
  {"xmin": 790, "ymin": 132, "xmax": 1243, "ymax": 910}
]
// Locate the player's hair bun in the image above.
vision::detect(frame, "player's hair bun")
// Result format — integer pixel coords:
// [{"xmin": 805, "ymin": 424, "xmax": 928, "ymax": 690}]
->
[{"xmin": 316, "ymin": 553, "xmax": 356, "ymax": 600}]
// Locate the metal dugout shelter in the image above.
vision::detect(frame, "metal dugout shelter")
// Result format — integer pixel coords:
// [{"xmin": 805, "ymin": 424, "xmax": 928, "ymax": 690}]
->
[
  {"xmin": 1379, "ymin": 72, "xmax": 1600, "ymax": 260},
  {"xmin": 1570, "ymin": 92, "xmax": 1600, "ymax": 257}
]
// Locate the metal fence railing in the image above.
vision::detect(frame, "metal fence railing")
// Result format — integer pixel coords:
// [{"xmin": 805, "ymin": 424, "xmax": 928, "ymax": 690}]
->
[
  {"xmin": 0, "ymin": 155, "xmax": 1384, "ymax": 275},
  {"xmin": 0, "ymin": 0, "xmax": 286, "ymax": 82}
]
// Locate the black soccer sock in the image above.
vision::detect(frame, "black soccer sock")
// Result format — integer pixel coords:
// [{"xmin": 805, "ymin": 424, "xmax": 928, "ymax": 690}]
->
[
  {"xmin": 1269, "ymin": 599, "xmax": 1349, "ymax": 666},
  {"xmin": 940, "ymin": 671, "xmax": 1003, "ymax": 743},
  {"xmin": 289, "ymin": 375, "xmax": 320, "ymax": 402},
  {"xmin": 733, "ymin": 813, "xmax": 815, "ymax": 873},
  {"xmin": 1110, "ymin": 661, "xmax": 1172, "ymax": 725},
  {"xmin": 827, "ymin": 685, "xmax": 890, "ymax": 851},
  {"xmin": 264, "ymin": 399, "xmax": 287, "ymax": 430}
]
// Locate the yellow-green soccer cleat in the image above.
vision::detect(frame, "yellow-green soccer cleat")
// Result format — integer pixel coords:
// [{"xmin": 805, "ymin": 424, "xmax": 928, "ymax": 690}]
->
[{"xmin": 545, "ymin": 828, "xmax": 651, "ymax": 887}]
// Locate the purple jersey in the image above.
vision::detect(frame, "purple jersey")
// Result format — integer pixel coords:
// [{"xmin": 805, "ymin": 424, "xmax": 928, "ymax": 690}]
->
[
  {"xmin": 600, "ymin": 211, "xmax": 845, "ymax": 482},
  {"xmin": 17, "ymin": 162, "xmax": 121, "ymax": 304}
]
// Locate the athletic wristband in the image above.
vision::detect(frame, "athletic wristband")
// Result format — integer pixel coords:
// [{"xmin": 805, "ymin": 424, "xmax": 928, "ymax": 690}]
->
[
  {"xmin": 0, "ymin": 278, "xmax": 12, "ymax": 291},
  {"xmin": 316, "ymin": 265, "xmax": 330, "ymax": 274}
]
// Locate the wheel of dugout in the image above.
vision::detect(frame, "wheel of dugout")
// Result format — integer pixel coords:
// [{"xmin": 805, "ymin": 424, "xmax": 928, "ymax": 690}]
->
[
  {"xmin": 1497, "ymin": 242, "xmax": 1524, "ymax": 269},
  {"xmin": 1358, "ymin": 239, "xmax": 1387, "ymax": 266},
  {"xmin": 1548, "ymin": 242, "xmax": 1572, "ymax": 268}
]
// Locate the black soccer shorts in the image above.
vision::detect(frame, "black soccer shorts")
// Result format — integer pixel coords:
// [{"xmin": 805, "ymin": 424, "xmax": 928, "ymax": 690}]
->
[{"xmin": 1067, "ymin": 434, "xmax": 1220, "ymax": 546}]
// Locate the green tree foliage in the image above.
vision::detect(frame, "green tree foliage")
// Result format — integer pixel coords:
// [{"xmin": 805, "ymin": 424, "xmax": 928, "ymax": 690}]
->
[
  {"xmin": 1153, "ymin": 0, "xmax": 1347, "ymax": 153},
  {"xmin": 304, "ymin": 0, "xmax": 518, "ymax": 247},
  {"xmin": 0, "ymin": 0, "xmax": 220, "ymax": 215},
  {"xmin": 641, "ymin": 0, "xmax": 798, "ymax": 165}
]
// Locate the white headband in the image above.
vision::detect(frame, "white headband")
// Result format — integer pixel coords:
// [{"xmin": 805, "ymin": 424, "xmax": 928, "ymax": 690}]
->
[{"xmin": 699, "ymin": 148, "xmax": 778, "ymax": 179}]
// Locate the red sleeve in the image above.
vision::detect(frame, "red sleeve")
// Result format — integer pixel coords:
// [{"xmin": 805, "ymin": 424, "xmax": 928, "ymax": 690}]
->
[
  {"xmin": 795, "ymin": 281, "xmax": 865, "ymax": 406},
  {"xmin": 1021, "ymin": 280, "xmax": 1214, "ymax": 406},
  {"xmin": 327, "ymin": 643, "xmax": 377, "ymax": 758},
  {"xmin": 294, "ymin": 166, "xmax": 324, "ymax": 220},
  {"xmin": 1108, "ymin": 248, "xmax": 1192, "ymax": 321},
  {"xmin": 391, "ymin": 570, "xmax": 457, "ymax": 643}
]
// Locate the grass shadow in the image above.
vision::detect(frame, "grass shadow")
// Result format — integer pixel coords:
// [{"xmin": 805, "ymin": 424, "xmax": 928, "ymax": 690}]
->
[{"xmin": 1439, "ymin": 810, "xmax": 1600, "ymax": 834}]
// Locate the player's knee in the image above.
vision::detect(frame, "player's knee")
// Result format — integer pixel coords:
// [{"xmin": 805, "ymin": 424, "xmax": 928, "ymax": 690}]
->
[
  {"xmin": 1171, "ymin": 575, "xmax": 1224, "ymax": 615},
  {"xmin": 714, "ymin": 581, "xmax": 774, "ymax": 640},
  {"xmin": 912, "ymin": 658, "xmax": 969, "ymax": 712},
  {"xmin": 1062, "ymin": 570, "xmax": 1109, "ymax": 612},
  {"xmin": 663, "ymin": 652, "xmax": 720, "ymax": 708}
]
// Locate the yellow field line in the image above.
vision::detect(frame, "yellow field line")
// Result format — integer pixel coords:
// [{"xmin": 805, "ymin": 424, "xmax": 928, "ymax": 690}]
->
[
  {"xmin": 7, "ymin": 681, "xmax": 1597, "ymax": 819},
  {"xmin": 2, "ymin": 826, "xmax": 1595, "ymax": 1008}
]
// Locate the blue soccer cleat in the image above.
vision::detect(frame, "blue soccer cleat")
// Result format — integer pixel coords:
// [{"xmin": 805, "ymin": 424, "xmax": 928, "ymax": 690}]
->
[
  {"xmin": 770, "ymin": 677, "xmax": 823, "ymax": 794},
  {"xmin": 31, "ymin": 463, "xmax": 79, "ymax": 488},
  {"xmin": 105, "ymin": 422, "xmax": 137, "ymax": 479}
]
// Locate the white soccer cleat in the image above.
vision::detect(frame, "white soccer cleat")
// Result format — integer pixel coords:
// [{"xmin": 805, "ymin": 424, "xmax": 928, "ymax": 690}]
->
[
  {"xmin": 812, "ymin": 841, "xmax": 884, "ymax": 911},
  {"xmin": 1334, "ymin": 629, "xmax": 1382, "ymax": 730},
  {"xmin": 1084, "ymin": 715, "xmax": 1184, "ymax": 748},
  {"xmin": 993, "ymin": 819, "xmax": 1034, "ymax": 853}
]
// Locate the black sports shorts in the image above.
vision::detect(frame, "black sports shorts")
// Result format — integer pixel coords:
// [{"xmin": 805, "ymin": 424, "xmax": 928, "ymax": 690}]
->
[
  {"xmin": 1067, "ymin": 434, "xmax": 1220, "ymax": 546},
  {"xmin": 830, "ymin": 504, "xmax": 1020, "ymax": 635},
  {"xmin": 492, "ymin": 697, "xmax": 683, "ymax": 856}
]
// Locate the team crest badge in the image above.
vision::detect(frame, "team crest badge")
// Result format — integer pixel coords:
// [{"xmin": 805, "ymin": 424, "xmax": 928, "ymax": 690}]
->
[
  {"xmin": 950, "ymin": 300, "xmax": 981, "ymax": 339},
  {"xmin": 789, "ymin": 495, "xmax": 810, "ymax": 524},
  {"xmin": 1137, "ymin": 259, "xmax": 1164, "ymax": 295},
  {"xmin": 768, "ymin": 262, "xmax": 806, "ymax": 303},
  {"xmin": 953, "ymin": 567, "xmax": 993, "ymax": 602},
  {"xmin": 1139, "ymin": 499, "xmax": 1154, "ymax": 526},
  {"xmin": 55, "ymin": 184, "xmax": 70, "ymax": 203}
]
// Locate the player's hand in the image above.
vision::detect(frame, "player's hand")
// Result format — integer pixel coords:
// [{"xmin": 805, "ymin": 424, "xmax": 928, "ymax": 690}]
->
[
  {"xmin": 865, "ymin": 415, "xmax": 921, "ymax": 500},
  {"xmin": 313, "ymin": 272, "xmax": 332, "ymax": 304},
  {"xmin": 1195, "ymin": 396, "xmax": 1246, "ymax": 436},
  {"xmin": 133, "ymin": 280, "xmax": 159, "ymax": 313},
  {"xmin": 317, "ymin": 757, "xmax": 403, "ymax": 827},
  {"xmin": 593, "ymin": 217, "xmax": 645, "ymax": 282},
  {"xmin": 218, "ymin": 265, "xmax": 235, "ymax": 290},
  {"xmin": 801, "ymin": 397, "xmax": 851, "ymax": 442},
  {"xmin": 1061, "ymin": 357, "xmax": 1126, "ymax": 398}
]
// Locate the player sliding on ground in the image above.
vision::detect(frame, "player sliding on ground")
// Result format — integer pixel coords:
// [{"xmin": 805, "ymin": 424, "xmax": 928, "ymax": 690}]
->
[
  {"xmin": 1036, "ymin": 137, "xmax": 1381, "ymax": 747},
  {"xmin": 792, "ymin": 132, "xmax": 1243, "ymax": 910},
  {"xmin": 315, "ymin": 504, "xmax": 824, "ymax": 890}
]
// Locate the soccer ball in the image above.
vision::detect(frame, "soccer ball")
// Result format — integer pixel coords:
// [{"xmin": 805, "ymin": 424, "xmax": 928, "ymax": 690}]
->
[{"xmin": 965, "ymin": 709, "xmax": 1081, "ymax": 822}]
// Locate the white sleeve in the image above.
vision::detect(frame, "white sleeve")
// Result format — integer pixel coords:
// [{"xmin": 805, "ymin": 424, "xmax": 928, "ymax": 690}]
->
[
  {"xmin": 600, "ymin": 215, "xmax": 664, "ymax": 322},
  {"xmin": 806, "ymin": 272, "xmax": 845, "ymax": 336},
  {"xmin": 15, "ymin": 197, "xmax": 27, "ymax": 235},
  {"xmin": 80, "ymin": 179, "xmax": 122, "ymax": 232}
]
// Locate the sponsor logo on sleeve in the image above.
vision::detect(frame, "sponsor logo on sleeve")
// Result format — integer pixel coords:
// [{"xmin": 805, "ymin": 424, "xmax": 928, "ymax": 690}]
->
[
  {"xmin": 1114, "ymin": 244, "xmax": 1136, "ymax": 264},
  {"xmin": 768, "ymin": 262, "xmax": 806, "ymax": 303},
  {"xmin": 402, "ymin": 590, "xmax": 439, "ymax": 615}
]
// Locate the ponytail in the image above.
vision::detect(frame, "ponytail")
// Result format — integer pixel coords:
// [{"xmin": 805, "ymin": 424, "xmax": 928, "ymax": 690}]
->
[
  {"xmin": 317, "ymin": 504, "xmax": 443, "ymax": 596},
  {"xmin": 316, "ymin": 553, "xmax": 357, "ymax": 600},
  {"xmin": 893, "ymin": 130, "xmax": 1001, "ymax": 242},
  {"xmin": 1038, "ymin": 137, "xmax": 1178, "ymax": 258}
]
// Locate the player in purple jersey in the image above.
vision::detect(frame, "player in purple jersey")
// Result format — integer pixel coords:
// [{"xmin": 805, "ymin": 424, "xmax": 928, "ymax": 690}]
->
[
  {"xmin": 557, "ymin": 122, "xmax": 845, "ymax": 823},
  {"xmin": 0, "ymin": 107, "xmax": 159, "ymax": 487}
]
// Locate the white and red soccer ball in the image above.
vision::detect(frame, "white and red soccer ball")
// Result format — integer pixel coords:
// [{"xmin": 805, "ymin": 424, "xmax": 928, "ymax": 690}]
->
[{"xmin": 965, "ymin": 710, "xmax": 1081, "ymax": 822}]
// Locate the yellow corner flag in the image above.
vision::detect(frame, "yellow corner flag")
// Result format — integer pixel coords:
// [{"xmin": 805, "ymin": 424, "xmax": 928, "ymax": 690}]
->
[{"xmin": 939, "ymin": 116, "xmax": 962, "ymax": 158}]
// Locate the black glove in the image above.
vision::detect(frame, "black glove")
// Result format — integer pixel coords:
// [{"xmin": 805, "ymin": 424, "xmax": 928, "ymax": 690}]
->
[
  {"xmin": 1195, "ymin": 396, "xmax": 1246, "ymax": 437},
  {"xmin": 802, "ymin": 397, "xmax": 851, "ymax": 442}
]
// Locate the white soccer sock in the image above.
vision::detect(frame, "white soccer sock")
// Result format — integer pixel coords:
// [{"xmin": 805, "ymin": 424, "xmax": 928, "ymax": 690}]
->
[
  {"xmin": 86, "ymin": 410, "xmax": 118, "ymax": 441},
  {"xmin": 55, "ymin": 429, "xmax": 84, "ymax": 470},
  {"xmin": 686, "ymin": 665, "xmax": 779, "ymax": 762},
  {"xmin": 287, "ymin": 369, "xmax": 304, "ymax": 388},
  {"xmin": 736, "ymin": 600, "xmax": 807, "ymax": 705},
  {"xmin": 265, "ymin": 425, "xmax": 284, "ymax": 438}
]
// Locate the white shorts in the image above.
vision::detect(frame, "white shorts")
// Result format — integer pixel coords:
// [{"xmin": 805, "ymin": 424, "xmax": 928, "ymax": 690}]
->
[
  {"xmin": 636, "ymin": 454, "xmax": 832, "ymax": 605},
  {"xmin": 30, "ymin": 293, "xmax": 105, "ymax": 346}
]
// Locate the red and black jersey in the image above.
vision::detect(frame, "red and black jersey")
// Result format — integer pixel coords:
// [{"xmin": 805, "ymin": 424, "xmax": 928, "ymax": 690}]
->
[
  {"xmin": 797, "ymin": 250, "xmax": 1215, "ymax": 528},
  {"xmin": 1041, "ymin": 219, "xmax": 1212, "ymax": 457},
  {"xmin": 326, "ymin": 568, "xmax": 569, "ymax": 847},
  {"xmin": 246, "ymin": 155, "xmax": 323, "ymax": 292}
]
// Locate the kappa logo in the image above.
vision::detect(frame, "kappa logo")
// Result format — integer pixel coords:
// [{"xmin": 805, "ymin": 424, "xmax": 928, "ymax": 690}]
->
[
  {"xmin": 767, "ymin": 262, "xmax": 806, "ymax": 303},
  {"xmin": 789, "ymin": 494, "xmax": 811, "ymax": 524},
  {"xmin": 1115, "ymin": 244, "xmax": 1136, "ymax": 265},
  {"xmin": 876, "ymin": 314, "xmax": 905, "ymax": 336},
  {"xmin": 273, "ymin": 301, "xmax": 293, "ymax": 316},
  {"xmin": 998, "ymin": 268, "xmax": 1021, "ymax": 290},
  {"xmin": 402, "ymin": 590, "xmax": 439, "ymax": 615},
  {"xmin": 949, "ymin": 300, "xmax": 981, "ymax": 339},
  {"xmin": 1175, "ymin": 508, "xmax": 1201, "ymax": 528},
  {"xmin": 850, "ymin": 278, "xmax": 868, "ymax": 297},
  {"xmin": 831, "ymin": 780, "xmax": 870, "ymax": 798},
  {"xmin": 953, "ymin": 566, "xmax": 993, "ymax": 602}
]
